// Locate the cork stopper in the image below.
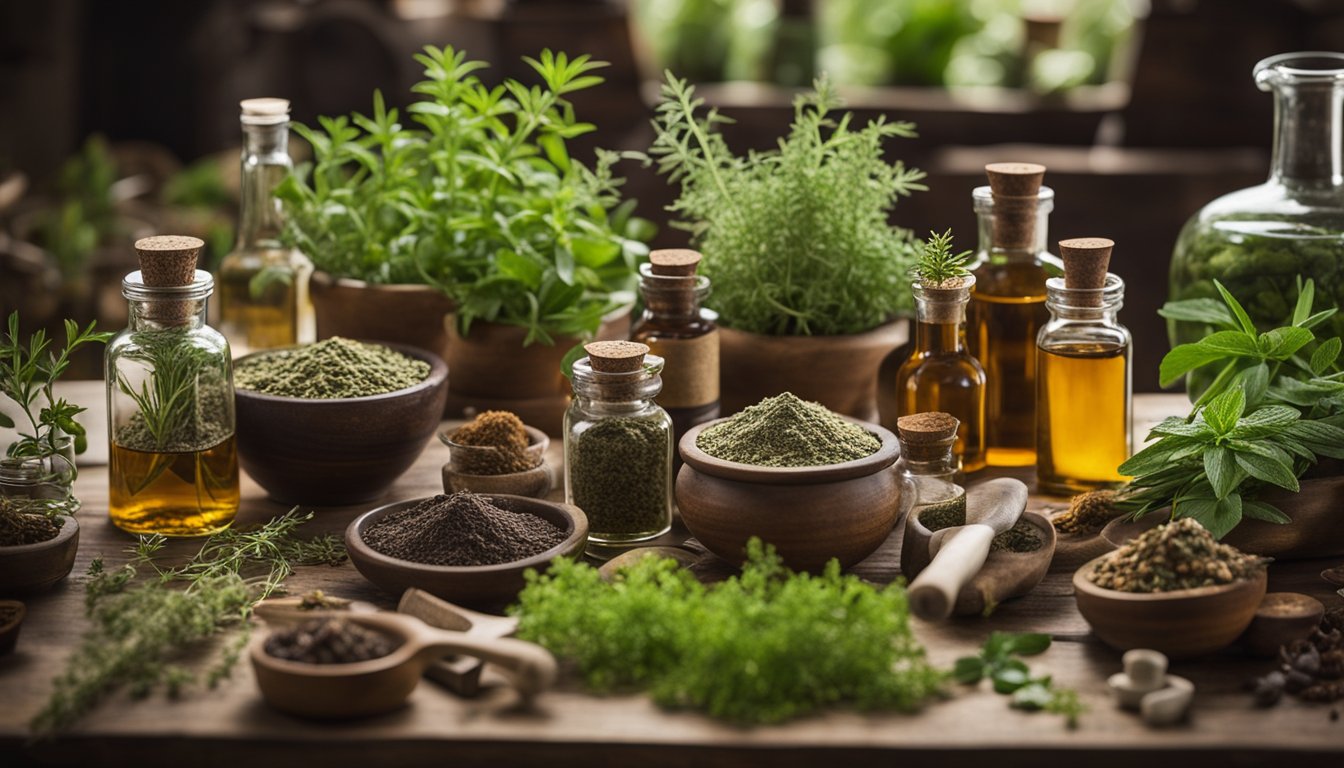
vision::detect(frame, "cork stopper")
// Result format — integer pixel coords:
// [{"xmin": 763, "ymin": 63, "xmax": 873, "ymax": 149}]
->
[
  {"xmin": 135, "ymin": 235, "xmax": 203, "ymax": 287},
  {"xmin": 1059, "ymin": 237, "xmax": 1114, "ymax": 307},
  {"xmin": 241, "ymin": 98, "xmax": 290, "ymax": 124},
  {"xmin": 897, "ymin": 412, "xmax": 960, "ymax": 462},
  {"xmin": 649, "ymin": 249, "xmax": 702, "ymax": 277},
  {"xmin": 985, "ymin": 163, "xmax": 1045, "ymax": 251},
  {"xmin": 584, "ymin": 341, "xmax": 649, "ymax": 373}
]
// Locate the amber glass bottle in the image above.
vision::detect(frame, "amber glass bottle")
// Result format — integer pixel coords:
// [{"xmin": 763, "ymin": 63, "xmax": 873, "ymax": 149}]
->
[
  {"xmin": 968, "ymin": 163, "xmax": 1061, "ymax": 468},
  {"xmin": 897, "ymin": 278, "xmax": 987, "ymax": 473},
  {"xmin": 629, "ymin": 249, "xmax": 720, "ymax": 459},
  {"xmin": 1036, "ymin": 238, "xmax": 1132, "ymax": 494}
]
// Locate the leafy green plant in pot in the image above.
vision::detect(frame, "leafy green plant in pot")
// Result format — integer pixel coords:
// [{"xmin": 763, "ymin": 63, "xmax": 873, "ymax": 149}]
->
[
  {"xmin": 646, "ymin": 73, "xmax": 925, "ymax": 417},
  {"xmin": 278, "ymin": 47, "xmax": 652, "ymax": 432},
  {"xmin": 0, "ymin": 312, "xmax": 112, "ymax": 591}
]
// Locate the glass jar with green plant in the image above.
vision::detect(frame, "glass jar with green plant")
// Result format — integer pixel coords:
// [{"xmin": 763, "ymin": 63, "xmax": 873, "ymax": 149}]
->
[
  {"xmin": 647, "ymin": 73, "xmax": 925, "ymax": 415},
  {"xmin": 276, "ymin": 46, "xmax": 652, "ymax": 348}
]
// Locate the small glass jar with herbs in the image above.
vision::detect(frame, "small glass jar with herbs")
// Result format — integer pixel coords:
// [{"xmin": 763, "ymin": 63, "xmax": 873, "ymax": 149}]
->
[{"xmin": 564, "ymin": 341, "xmax": 673, "ymax": 544}]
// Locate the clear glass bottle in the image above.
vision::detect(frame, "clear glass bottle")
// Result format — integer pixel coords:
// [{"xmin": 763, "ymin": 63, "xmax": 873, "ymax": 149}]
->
[
  {"xmin": 896, "ymin": 278, "xmax": 987, "ymax": 474},
  {"xmin": 1170, "ymin": 52, "xmax": 1344, "ymax": 396},
  {"xmin": 107, "ymin": 255, "xmax": 239, "ymax": 536},
  {"xmin": 894, "ymin": 412, "xmax": 966, "ymax": 527},
  {"xmin": 968, "ymin": 164, "xmax": 1062, "ymax": 468},
  {"xmin": 564, "ymin": 341, "xmax": 674, "ymax": 544},
  {"xmin": 0, "ymin": 436, "xmax": 78, "ymax": 510},
  {"xmin": 217, "ymin": 98, "xmax": 314, "ymax": 356},
  {"xmin": 1036, "ymin": 271, "xmax": 1132, "ymax": 495},
  {"xmin": 629, "ymin": 250, "xmax": 720, "ymax": 463}
]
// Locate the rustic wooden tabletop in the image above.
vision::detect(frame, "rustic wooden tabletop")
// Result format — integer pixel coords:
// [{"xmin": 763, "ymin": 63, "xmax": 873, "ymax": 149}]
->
[{"xmin": 3, "ymin": 386, "xmax": 1342, "ymax": 767}]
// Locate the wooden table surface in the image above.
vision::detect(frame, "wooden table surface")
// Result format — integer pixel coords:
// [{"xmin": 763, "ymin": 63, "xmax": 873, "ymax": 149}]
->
[{"xmin": 3, "ymin": 387, "xmax": 1342, "ymax": 767}]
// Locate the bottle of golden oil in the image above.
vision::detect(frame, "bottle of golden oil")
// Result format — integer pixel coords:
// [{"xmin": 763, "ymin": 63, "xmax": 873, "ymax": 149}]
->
[
  {"xmin": 217, "ymin": 98, "xmax": 313, "ymax": 356},
  {"xmin": 896, "ymin": 276, "xmax": 987, "ymax": 474},
  {"xmin": 107, "ymin": 236, "xmax": 239, "ymax": 536},
  {"xmin": 967, "ymin": 162, "xmax": 1062, "ymax": 468},
  {"xmin": 1036, "ymin": 237, "xmax": 1131, "ymax": 494}
]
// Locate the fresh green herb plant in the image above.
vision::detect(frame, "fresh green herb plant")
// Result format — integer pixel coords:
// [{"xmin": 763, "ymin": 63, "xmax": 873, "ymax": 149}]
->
[
  {"xmin": 277, "ymin": 46, "xmax": 653, "ymax": 345},
  {"xmin": 954, "ymin": 632, "xmax": 1084, "ymax": 728},
  {"xmin": 0, "ymin": 312, "xmax": 113, "ymax": 473},
  {"xmin": 1115, "ymin": 278, "xmax": 1344, "ymax": 538},
  {"xmin": 647, "ymin": 73, "xmax": 926, "ymax": 336},
  {"xmin": 513, "ymin": 538, "xmax": 944, "ymax": 723},
  {"xmin": 31, "ymin": 510, "xmax": 345, "ymax": 734},
  {"xmin": 913, "ymin": 228, "xmax": 972, "ymax": 286}
]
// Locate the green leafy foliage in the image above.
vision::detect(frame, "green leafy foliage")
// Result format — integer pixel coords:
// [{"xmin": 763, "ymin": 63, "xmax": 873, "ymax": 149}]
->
[
  {"xmin": 31, "ymin": 511, "xmax": 346, "ymax": 734},
  {"xmin": 912, "ymin": 229, "xmax": 972, "ymax": 286},
  {"xmin": 647, "ymin": 73, "xmax": 926, "ymax": 335},
  {"xmin": 0, "ymin": 312, "xmax": 113, "ymax": 466},
  {"xmin": 954, "ymin": 632, "xmax": 1082, "ymax": 728},
  {"xmin": 277, "ymin": 46, "xmax": 652, "ymax": 345},
  {"xmin": 1119, "ymin": 279, "xmax": 1344, "ymax": 537},
  {"xmin": 512, "ymin": 539, "xmax": 944, "ymax": 723}
]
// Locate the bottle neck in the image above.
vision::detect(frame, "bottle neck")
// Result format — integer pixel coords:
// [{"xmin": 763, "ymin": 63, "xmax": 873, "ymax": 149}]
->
[
  {"xmin": 129, "ymin": 299, "xmax": 208, "ymax": 331},
  {"xmin": 239, "ymin": 121, "xmax": 291, "ymax": 249},
  {"xmin": 1257, "ymin": 53, "xmax": 1344, "ymax": 192},
  {"xmin": 1044, "ymin": 274, "xmax": 1125, "ymax": 321},
  {"xmin": 639, "ymin": 270, "xmax": 710, "ymax": 321},
  {"xmin": 570, "ymin": 355, "xmax": 665, "ymax": 408},
  {"xmin": 912, "ymin": 282, "xmax": 971, "ymax": 353},
  {"xmin": 974, "ymin": 186, "xmax": 1054, "ymax": 260}
]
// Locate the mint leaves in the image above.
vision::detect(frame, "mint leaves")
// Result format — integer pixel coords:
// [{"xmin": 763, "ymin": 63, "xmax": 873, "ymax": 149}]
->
[{"xmin": 954, "ymin": 632, "xmax": 1083, "ymax": 728}]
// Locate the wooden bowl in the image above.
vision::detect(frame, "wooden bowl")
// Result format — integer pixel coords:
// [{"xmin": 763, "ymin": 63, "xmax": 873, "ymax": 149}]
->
[
  {"xmin": 901, "ymin": 510, "xmax": 1057, "ymax": 616},
  {"xmin": 439, "ymin": 425, "xmax": 552, "ymax": 498},
  {"xmin": 0, "ymin": 515, "xmax": 79, "ymax": 593},
  {"xmin": 1073, "ymin": 554, "xmax": 1268, "ymax": 659},
  {"xmin": 233, "ymin": 343, "xmax": 449, "ymax": 505},
  {"xmin": 1241, "ymin": 592, "xmax": 1325, "ymax": 658},
  {"xmin": 0, "ymin": 600, "xmax": 26, "ymax": 655},
  {"xmin": 675, "ymin": 417, "xmax": 901, "ymax": 571},
  {"xmin": 345, "ymin": 494, "xmax": 588, "ymax": 608}
]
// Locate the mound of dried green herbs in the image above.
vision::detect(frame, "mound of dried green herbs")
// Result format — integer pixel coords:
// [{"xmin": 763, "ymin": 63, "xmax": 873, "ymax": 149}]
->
[
  {"xmin": 31, "ymin": 511, "xmax": 345, "ymax": 734},
  {"xmin": 695, "ymin": 392, "xmax": 880, "ymax": 466},
  {"xmin": 512, "ymin": 539, "xmax": 944, "ymax": 723},
  {"xmin": 234, "ymin": 337, "xmax": 428, "ymax": 399},
  {"xmin": 1089, "ymin": 518, "xmax": 1266, "ymax": 593}
]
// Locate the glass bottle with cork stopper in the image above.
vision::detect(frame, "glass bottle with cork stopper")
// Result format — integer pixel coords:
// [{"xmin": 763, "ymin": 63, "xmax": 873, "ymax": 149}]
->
[
  {"xmin": 217, "ymin": 98, "xmax": 314, "ymax": 355},
  {"xmin": 968, "ymin": 162, "xmax": 1062, "ymax": 468},
  {"xmin": 106, "ymin": 235, "xmax": 240, "ymax": 535},
  {"xmin": 1036, "ymin": 237, "xmax": 1132, "ymax": 494},
  {"xmin": 895, "ymin": 266, "xmax": 987, "ymax": 474},
  {"xmin": 629, "ymin": 248, "xmax": 720, "ymax": 460},
  {"xmin": 894, "ymin": 412, "xmax": 966, "ymax": 526},
  {"xmin": 564, "ymin": 340, "xmax": 674, "ymax": 544}
]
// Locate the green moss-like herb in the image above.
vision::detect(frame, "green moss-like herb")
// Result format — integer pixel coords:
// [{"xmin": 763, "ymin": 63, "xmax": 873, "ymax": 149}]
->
[
  {"xmin": 512, "ymin": 539, "xmax": 944, "ymax": 723},
  {"xmin": 234, "ymin": 337, "xmax": 429, "ymax": 398},
  {"xmin": 695, "ymin": 392, "xmax": 880, "ymax": 466}
]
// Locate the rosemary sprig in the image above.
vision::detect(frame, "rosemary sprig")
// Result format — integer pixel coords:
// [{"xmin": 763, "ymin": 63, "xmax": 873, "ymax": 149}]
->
[
  {"xmin": 912, "ymin": 229, "xmax": 972, "ymax": 287},
  {"xmin": 30, "ymin": 510, "xmax": 345, "ymax": 734},
  {"xmin": 114, "ymin": 328, "xmax": 227, "ymax": 453}
]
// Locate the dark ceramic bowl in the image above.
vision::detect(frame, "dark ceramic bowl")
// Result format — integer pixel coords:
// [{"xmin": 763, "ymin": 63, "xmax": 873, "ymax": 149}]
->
[
  {"xmin": 0, "ymin": 515, "xmax": 79, "ymax": 592},
  {"xmin": 233, "ymin": 343, "xmax": 449, "ymax": 505},
  {"xmin": 345, "ymin": 494, "xmax": 588, "ymax": 608}
]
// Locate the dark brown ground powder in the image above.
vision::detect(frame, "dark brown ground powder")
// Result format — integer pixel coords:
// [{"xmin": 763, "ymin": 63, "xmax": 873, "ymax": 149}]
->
[{"xmin": 363, "ymin": 492, "xmax": 566, "ymax": 566}]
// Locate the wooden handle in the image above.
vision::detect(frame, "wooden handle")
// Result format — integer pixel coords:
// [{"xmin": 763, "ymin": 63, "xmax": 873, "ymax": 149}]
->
[
  {"xmin": 908, "ymin": 524, "xmax": 996, "ymax": 621},
  {"xmin": 419, "ymin": 633, "xmax": 558, "ymax": 700}
]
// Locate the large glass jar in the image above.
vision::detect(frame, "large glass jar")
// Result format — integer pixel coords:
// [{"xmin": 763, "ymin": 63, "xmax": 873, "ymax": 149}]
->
[
  {"xmin": 1169, "ymin": 52, "xmax": 1344, "ymax": 393},
  {"xmin": 106, "ymin": 269, "xmax": 239, "ymax": 535},
  {"xmin": 564, "ymin": 341, "xmax": 674, "ymax": 544}
]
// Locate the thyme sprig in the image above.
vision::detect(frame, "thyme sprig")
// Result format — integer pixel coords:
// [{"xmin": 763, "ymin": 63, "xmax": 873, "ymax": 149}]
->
[
  {"xmin": 31, "ymin": 511, "xmax": 345, "ymax": 734},
  {"xmin": 912, "ymin": 229, "xmax": 972, "ymax": 287}
]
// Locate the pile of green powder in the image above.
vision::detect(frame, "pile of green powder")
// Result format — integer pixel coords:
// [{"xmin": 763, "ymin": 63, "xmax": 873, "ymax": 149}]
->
[
  {"xmin": 235, "ymin": 337, "xmax": 429, "ymax": 399},
  {"xmin": 695, "ymin": 392, "xmax": 880, "ymax": 467}
]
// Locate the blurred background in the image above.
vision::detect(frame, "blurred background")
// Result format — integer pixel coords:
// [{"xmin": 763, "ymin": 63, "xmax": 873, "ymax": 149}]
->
[{"xmin": 0, "ymin": 0, "xmax": 1338, "ymax": 388}]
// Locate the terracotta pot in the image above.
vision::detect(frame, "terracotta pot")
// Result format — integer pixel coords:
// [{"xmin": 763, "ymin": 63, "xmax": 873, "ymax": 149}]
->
[
  {"xmin": 309, "ymin": 272, "xmax": 456, "ymax": 361},
  {"xmin": 442, "ymin": 308, "xmax": 631, "ymax": 435},
  {"xmin": 0, "ymin": 515, "xmax": 80, "ymax": 593},
  {"xmin": 717, "ymin": 320, "xmax": 908, "ymax": 419}
]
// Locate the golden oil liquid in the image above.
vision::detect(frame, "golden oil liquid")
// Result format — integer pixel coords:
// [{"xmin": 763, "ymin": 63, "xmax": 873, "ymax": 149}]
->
[
  {"xmin": 969, "ymin": 262, "xmax": 1050, "ymax": 467},
  {"xmin": 1036, "ymin": 342, "xmax": 1131, "ymax": 494},
  {"xmin": 896, "ymin": 322, "xmax": 987, "ymax": 474},
  {"xmin": 109, "ymin": 436, "xmax": 240, "ymax": 536},
  {"xmin": 217, "ymin": 248, "xmax": 303, "ymax": 355}
]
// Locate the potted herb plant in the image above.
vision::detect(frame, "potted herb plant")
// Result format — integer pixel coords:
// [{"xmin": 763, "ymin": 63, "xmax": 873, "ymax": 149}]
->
[
  {"xmin": 0, "ymin": 312, "xmax": 111, "ymax": 591},
  {"xmin": 647, "ymin": 74, "xmax": 924, "ymax": 417},
  {"xmin": 278, "ymin": 47, "xmax": 652, "ymax": 431}
]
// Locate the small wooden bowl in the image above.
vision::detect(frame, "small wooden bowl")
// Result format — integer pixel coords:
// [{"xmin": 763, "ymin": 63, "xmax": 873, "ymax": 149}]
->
[
  {"xmin": 345, "ymin": 495, "xmax": 587, "ymax": 608},
  {"xmin": 675, "ymin": 417, "xmax": 901, "ymax": 571},
  {"xmin": 0, "ymin": 600, "xmax": 26, "ymax": 655},
  {"xmin": 0, "ymin": 515, "xmax": 79, "ymax": 593},
  {"xmin": 234, "ymin": 343, "xmax": 449, "ymax": 506},
  {"xmin": 1073, "ymin": 554, "xmax": 1268, "ymax": 659},
  {"xmin": 1242, "ymin": 592, "xmax": 1325, "ymax": 658},
  {"xmin": 439, "ymin": 425, "xmax": 552, "ymax": 499},
  {"xmin": 902, "ymin": 510, "xmax": 1057, "ymax": 616}
]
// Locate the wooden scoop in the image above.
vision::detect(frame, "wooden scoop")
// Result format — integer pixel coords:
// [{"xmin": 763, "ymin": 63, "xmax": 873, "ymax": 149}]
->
[
  {"xmin": 398, "ymin": 588, "xmax": 520, "ymax": 696},
  {"xmin": 250, "ymin": 611, "xmax": 557, "ymax": 719},
  {"xmin": 908, "ymin": 478, "xmax": 1029, "ymax": 620}
]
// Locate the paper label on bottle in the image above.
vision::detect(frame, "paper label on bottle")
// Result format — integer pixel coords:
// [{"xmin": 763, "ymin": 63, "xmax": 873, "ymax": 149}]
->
[{"xmin": 647, "ymin": 332, "xmax": 720, "ymax": 409}]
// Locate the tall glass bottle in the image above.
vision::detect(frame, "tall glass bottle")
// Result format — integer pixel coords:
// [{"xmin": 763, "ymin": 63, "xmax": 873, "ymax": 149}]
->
[
  {"xmin": 217, "ymin": 98, "xmax": 313, "ymax": 355},
  {"xmin": 1170, "ymin": 52, "xmax": 1344, "ymax": 394},
  {"xmin": 1036, "ymin": 238, "xmax": 1131, "ymax": 495},
  {"xmin": 629, "ymin": 249, "xmax": 720, "ymax": 462},
  {"xmin": 896, "ymin": 278, "xmax": 987, "ymax": 474},
  {"xmin": 107, "ymin": 236, "xmax": 239, "ymax": 536},
  {"xmin": 968, "ymin": 162, "xmax": 1062, "ymax": 467}
]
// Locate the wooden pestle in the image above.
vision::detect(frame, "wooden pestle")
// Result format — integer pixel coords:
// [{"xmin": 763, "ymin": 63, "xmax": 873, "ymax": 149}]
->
[{"xmin": 908, "ymin": 478, "xmax": 1029, "ymax": 620}]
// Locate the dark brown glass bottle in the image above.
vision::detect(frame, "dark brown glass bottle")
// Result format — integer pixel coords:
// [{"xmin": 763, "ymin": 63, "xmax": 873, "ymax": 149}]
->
[{"xmin": 630, "ymin": 249, "xmax": 720, "ymax": 461}]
